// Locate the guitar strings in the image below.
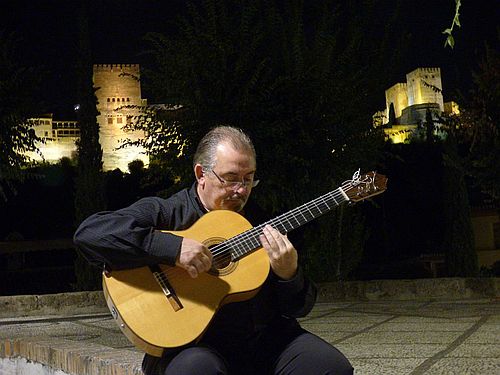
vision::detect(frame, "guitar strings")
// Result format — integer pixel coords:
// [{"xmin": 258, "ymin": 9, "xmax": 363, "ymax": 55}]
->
[
  {"xmin": 209, "ymin": 186, "xmax": 349, "ymax": 259},
  {"xmin": 156, "ymin": 182, "xmax": 355, "ymax": 281},
  {"xmin": 163, "ymin": 186, "xmax": 349, "ymax": 281}
]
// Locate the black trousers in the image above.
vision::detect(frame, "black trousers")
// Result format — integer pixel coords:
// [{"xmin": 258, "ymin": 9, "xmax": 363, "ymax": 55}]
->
[{"xmin": 142, "ymin": 326, "xmax": 353, "ymax": 375}]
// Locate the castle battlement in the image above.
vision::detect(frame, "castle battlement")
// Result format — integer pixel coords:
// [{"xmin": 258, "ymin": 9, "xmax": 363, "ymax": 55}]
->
[
  {"xmin": 93, "ymin": 64, "xmax": 139, "ymax": 72},
  {"xmin": 386, "ymin": 82, "xmax": 407, "ymax": 91},
  {"xmin": 407, "ymin": 67, "xmax": 441, "ymax": 77},
  {"xmin": 418, "ymin": 67, "xmax": 440, "ymax": 73}
]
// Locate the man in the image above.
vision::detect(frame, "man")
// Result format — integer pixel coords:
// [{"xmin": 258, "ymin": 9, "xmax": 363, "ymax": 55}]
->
[{"xmin": 74, "ymin": 126, "xmax": 353, "ymax": 375}]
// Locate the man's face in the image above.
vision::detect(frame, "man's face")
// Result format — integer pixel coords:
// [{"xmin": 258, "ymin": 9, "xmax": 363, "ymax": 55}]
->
[{"xmin": 196, "ymin": 142, "xmax": 256, "ymax": 212}]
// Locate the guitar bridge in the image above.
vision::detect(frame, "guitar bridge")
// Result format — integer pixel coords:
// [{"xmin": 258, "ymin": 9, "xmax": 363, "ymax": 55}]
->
[{"xmin": 149, "ymin": 265, "xmax": 183, "ymax": 311}]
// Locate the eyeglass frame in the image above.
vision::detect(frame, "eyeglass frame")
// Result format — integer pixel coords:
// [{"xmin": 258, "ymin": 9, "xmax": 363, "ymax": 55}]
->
[{"xmin": 207, "ymin": 169, "xmax": 260, "ymax": 190}]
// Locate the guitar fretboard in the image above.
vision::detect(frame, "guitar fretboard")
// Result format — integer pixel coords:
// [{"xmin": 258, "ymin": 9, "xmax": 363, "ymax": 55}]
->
[{"xmin": 211, "ymin": 187, "xmax": 349, "ymax": 261}]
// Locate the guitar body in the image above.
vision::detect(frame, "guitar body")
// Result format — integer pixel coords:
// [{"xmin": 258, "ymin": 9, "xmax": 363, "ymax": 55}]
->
[{"xmin": 103, "ymin": 210, "xmax": 270, "ymax": 357}]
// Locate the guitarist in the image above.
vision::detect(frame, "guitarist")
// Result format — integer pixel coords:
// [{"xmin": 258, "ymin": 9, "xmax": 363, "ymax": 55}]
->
[{"xmin": 74, "ymin": 126, "xmax": 353, "ymax": 375}]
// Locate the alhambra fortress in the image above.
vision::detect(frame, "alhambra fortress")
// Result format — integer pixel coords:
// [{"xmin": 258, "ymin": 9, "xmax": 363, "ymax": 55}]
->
[
  {"xmin": 373, "ymin": 67, "xmax": 459, "ymax": 143},
  {"xmin": 29, "ymin": 64, "xmax": 149, "ymax": 171},
  {"xmin": 29, "ymin": 65, "xmax": 458, "ymax": 171}
]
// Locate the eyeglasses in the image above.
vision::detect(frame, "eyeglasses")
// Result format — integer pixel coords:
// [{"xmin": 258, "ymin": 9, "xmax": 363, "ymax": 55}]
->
[{"xmin": 210, "ymin": 169, "xmax": 260, "ymax": 190}]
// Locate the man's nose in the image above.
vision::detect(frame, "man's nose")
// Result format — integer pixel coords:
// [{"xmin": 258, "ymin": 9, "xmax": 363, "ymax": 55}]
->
[{"xmin": 234, "ymin": 183, "xmax": 250, "ymax": 193}]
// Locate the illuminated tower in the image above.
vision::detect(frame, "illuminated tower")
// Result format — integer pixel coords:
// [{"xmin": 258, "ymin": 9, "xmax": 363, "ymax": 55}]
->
[
  {"xmin": 385, "ymin": 83, "xmax": 408, "ymax": 120},
  {"xmin": 93, "ymin": 64, "xmax": 148, "ymax": 171},
  {"xmin": 406, "ymin": 67, "xmax": 444, "ymax": 111}
]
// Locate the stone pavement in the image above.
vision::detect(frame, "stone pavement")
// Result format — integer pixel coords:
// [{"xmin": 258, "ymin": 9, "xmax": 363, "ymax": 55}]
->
[
  {"xmin": 303, "ymin": 299, "xmax": 500, "ymax": 374},
  {"xmin": 0, "ymin": 280, "xmax": 499, "ymax": 374}
]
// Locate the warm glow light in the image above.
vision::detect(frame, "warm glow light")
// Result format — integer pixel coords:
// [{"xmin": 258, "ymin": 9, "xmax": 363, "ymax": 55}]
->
[
  {"xmin": 25, "ymin": 65, "xmax": 151, "ymax": 172},
  {"xmin": 374, "ymin": 67, "xmax": 457, "ymax": 144}
]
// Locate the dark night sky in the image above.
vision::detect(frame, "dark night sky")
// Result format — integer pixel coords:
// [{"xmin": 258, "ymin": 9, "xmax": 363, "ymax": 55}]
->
[{"xmin": 2, "ymin": 0, "xmax": 499, "ymax": 118}]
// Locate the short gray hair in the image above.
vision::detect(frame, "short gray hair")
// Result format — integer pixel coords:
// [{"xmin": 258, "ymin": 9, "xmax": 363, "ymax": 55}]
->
[{"xmin": 193, "ymin": 126, "xmax": 256, "ymax": 170}]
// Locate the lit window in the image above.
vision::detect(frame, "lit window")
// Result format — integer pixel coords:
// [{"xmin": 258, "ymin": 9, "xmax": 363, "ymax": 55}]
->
[{"xmin": 117, "ymin": 117, "xmax": 123, "ymax": 124}]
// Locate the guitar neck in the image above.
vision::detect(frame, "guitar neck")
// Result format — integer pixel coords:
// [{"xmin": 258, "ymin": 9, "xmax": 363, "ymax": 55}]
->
[{"xmin": 221, "ymin": 186, "xmax": 350, "ymax": 261}]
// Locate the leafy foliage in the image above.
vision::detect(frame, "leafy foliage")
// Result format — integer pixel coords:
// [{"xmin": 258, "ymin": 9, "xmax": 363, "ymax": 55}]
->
[
  {"xmin": 438, "ymin": 41, "xmax": 499, "ymax": 276},
  {"xmin": 0, "ymin": 32, "xmax": 43, "ymax": 200},
  {"xmin": 458, "ymin": 44, "xmax": 500, "ymax": 200},
  {"xmin": 74, "ymin": 4, "xmax": 105, "ymax": 226},
  {"xmin": 442, "ymin": 0, "xmax": 461, "ymax": 48},
  {"xmin": 127, "ymin": 0, "xmax": 391, "ymax": 280},
  {"xmin": 73, "ymin": 4, "xmax": 106, "ymax": 290},
  {"xmin": 441, "ymin": 131, "xmax": 478, "ymax": 276}
]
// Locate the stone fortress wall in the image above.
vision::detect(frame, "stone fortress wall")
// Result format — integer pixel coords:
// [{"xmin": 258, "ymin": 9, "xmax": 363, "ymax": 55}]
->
[{"xmin": 93, "ymin": 64, "xmax": 148, "ymax": 171}]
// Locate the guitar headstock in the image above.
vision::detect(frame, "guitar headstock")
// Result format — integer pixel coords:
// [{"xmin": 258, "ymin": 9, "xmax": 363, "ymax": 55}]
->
[{"xmin": 342, "ymin": 170, "xmax": 388, "ymax": 202}]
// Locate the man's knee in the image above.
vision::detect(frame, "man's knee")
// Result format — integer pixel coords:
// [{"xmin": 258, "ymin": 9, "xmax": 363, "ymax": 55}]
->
[
  {"xmin": 313, "ymin": 345, "xmax": 354, "ymax": 375},
  {"xmin": 277, "ymin": 333, "xmax": 353, "ymax": 375},
  {"xmin": 164, "ymin": 346, "xmax": 228, "ymax": 375}
]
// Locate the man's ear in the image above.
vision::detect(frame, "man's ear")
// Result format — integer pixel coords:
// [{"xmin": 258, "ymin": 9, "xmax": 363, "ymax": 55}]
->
[{"xmin": 194, "ymin": 164, "xmax": 205, "ymax": 186}]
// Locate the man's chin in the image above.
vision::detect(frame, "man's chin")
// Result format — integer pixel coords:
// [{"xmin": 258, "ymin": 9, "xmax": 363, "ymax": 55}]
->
[{"xmin": 222, "ymin": 198, "xmax": 247, "ymax": 212}]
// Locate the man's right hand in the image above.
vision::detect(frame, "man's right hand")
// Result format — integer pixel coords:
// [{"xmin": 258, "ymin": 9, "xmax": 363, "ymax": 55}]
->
[{"xmin": 176, "ymin": 238, "xmax": 213, "ymax": 278}]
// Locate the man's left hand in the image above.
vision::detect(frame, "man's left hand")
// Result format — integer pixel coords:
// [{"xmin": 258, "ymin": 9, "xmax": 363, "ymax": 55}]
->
[{"xmin": 259, "ymin": 225, "xmax": 298, "ymax": 280}]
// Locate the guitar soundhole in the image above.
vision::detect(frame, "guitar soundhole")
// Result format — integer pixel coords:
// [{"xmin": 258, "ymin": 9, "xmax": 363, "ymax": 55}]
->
[{"xmin": 204, "ymin": 237, "xmax": 238, "ymax": 276}]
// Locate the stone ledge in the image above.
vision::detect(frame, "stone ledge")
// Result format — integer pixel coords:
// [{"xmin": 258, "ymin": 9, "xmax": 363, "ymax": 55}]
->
[
  {"xmin": 317, "ymin": 277, "xmax": 500, "ymax": 302},
  {"xmin": 0, "ymin": 291, "xmax": 107, "ymax": 318},
  {"xmin": 0, "ymin": 337, "xmax": 143, "ymax": 375},
  {"xmin": 1, "ymin": 278, "xmax": 498, "ymax": 318}
]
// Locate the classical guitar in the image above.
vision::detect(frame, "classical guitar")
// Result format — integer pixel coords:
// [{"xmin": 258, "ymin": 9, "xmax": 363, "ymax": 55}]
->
[{"xmin": 103, "ymin": 170, "xmax": 387, "ymax": 356}]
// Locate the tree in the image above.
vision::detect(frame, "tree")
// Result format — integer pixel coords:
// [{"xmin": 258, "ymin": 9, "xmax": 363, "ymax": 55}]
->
[
  {"xmin": 425, "ymin": 108, "xmax": 435, "ymax": 143},
  {"xmin": 441, "ymin": 130, "xmax": 478, "ymax": 276},
  {"xmin": 128, "ymin": 0, "xmax": 388, "ymax": 280},
  {"xmin": 0, "ymin": 32, "xmax": 43, "ymax": 200},
  {"xmin": 387, "ymin": 103, "xmax": 396, "ymax": 127},
  {"xmin": 460, "ymin": 43, "xmax": 500, "ymax": 200},
  {"xmin": 442, "ymin": 0, "xmax": 462, "ymax": 48},
  {"xmin": 73, "ymin": 3, "xmax": 106, "ymax": 290},
  {"xmin": 438, "ymin": 40, "xmax": 499, "ymax": 276}
]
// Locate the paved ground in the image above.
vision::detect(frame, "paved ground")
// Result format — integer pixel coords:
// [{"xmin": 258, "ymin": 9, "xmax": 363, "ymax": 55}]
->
[
  {"xmin": 1, "ymin": 297, "xmax": 499, "ymax": 374},
  {"xmin": 304, "ymin": 299, "xmax": 500, "ymax": 374}
]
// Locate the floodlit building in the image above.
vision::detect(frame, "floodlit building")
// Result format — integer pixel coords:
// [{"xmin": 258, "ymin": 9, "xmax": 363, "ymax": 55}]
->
[
  {"xmin": 94, "ymin": 64, "xmax": 149, "ymax": 171},
  {"xmin": 25, "ymin": 115, "xmax": 80, "ymax": 162},
  {"xmin": 28, "ymin": 64, "xmax": 149, "ymax": 172},
  {"xmin": 374, "ymin": 67, "xmax": 460, "ymax": 143}
]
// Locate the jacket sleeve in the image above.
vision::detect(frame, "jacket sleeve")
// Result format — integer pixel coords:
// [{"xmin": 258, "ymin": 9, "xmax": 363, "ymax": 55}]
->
[
  {"xmin": 73, "ymin": 197, "xmax": 183, "ymax": 270},
  {"xmin": 271, "ymin": 267, "xmax": 318, "ymax": 318}
]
